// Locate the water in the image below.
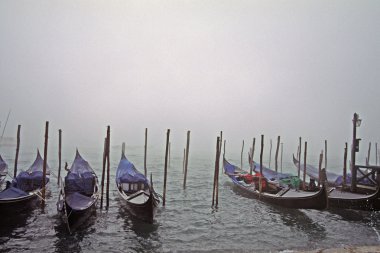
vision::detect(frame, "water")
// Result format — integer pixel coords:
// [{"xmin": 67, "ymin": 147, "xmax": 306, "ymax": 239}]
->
[{"xmin": 1, "ymin": 146, "xmax": 380, "ymax": 252}]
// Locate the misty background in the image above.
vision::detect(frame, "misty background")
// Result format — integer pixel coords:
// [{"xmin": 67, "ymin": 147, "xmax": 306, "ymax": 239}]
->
[{"xmin": 0, "ymin": 1, "xmax": 379, "ymax": 169}]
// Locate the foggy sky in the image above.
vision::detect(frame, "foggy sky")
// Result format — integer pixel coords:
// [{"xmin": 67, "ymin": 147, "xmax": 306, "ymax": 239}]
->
[{"xmin": 0, "ymin": 1, "xmax": 379, "ymax": 164}]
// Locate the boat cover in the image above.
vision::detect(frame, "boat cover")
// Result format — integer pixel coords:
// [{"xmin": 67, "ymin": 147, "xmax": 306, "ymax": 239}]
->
[
  {"xmin": 0, "ymin": 154, "xmax": 8, "ymax": 176},
  {"xmin": 0, "ymin": 186, "xmax": 28, "ymax": 199},
  {"xmin": 65, "ymin": 151, "xmax": 96, "ymax": 195},
  {"xmin": 116, "ymin": 154, "xmax": 148, "ymax": 185},
  {"xmin": 66, "ymin": 192, "xmax": 95, "ymax": 211},
  {"xmin": 12, "ymin": 151, "xmax": 49, "ymax": 192},
  {"xmin": 292, "ymin": 155, "xmax": 352, "ymax": 186}
]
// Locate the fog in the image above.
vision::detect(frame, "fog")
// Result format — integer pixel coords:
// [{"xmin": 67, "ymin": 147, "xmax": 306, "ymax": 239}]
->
[{"xmin": 0, "ymin": 1, "xmax": 379, "ymax": 165}]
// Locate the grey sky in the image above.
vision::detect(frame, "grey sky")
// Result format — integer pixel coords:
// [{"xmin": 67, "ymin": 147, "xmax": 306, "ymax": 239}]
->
[{"xmin": 0, "ymin": 1, "xmax": 379, "ymax": 164}]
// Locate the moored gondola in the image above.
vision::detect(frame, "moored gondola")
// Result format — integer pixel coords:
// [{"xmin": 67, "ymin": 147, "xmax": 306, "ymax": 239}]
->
[
  {"xmin": 57, "ymin": 150, "xmax": 99, "ymax": 230},
  {"xmin": 224, "ymin": 158, "xmax": 327, "ymax": 210},
  {"xmin": 116, "ymin": 148, "xmax": 159, "ymax": 223},
  {"xmin": 0, "ymin": 150, "xmax": 49, "ymax": 213},
  {"xmin": 293, "ymin": 156, "xmax": 380, "ymax": 210}
]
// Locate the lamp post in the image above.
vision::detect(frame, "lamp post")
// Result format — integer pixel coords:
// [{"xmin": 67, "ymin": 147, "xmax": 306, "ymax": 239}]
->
[{"xmin": 350, "ymin": 113, "xmax": 362, "ymax": 192}]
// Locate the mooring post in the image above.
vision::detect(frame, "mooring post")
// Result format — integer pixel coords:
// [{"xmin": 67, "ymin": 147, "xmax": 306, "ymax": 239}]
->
[
  {"xmin": 318, "ymin": 150, "xmax": 323, "ymax": 187},
  {"xmin": 376, "ymin": 143, "xmax": 378, "ymax": 166},
  {"xmin": 298, "ymin": 137, "xmax": 302, "ymax": 178},
  {"xmin": 269, "ymin": 139, "xmax": 272, "ymax": 168},
  {"xmin": 58, "ymin": 129, "xmax": 62, "ymax": 186},
  {"xmin": 41, "ymin": 121, "xmax": 49, "ymax": 207},
  {"xmin": 183, "ymin": 130, "xmax": 190, "ymax": 189},
  {"xmin": 324, "ymin": 140, "xmax": 327, "ymax": 170},
  {"xmin": 144, "ymin": 128, "xmax": 147, "ymax": 177},
  {"xmin": 106, "ymin": 126, "xmax": 110, "ymax": 209},
  {"xmin": 14, "ymin": 125, "xmax": 21, "ymax": 178},
  {"xmin": 250, "ymin": 138, "xmax": 256, "ymax": 175},
  {"xmin": 163, "ymin": 129, "xmax": 170, "ymax": 206},
  {"xmin": 351, "ymin": 113, "xmax": 360, "ymax": 192},
  {"xmin": 367, "ymin": 142, "xmax": 371, "ymax": 166},
  {"xmin": 212, "ymin": 136, "xmax": 220, "ymax": 207},
  {"xmin": 275, "ymin": 136, "xmax": 280, "ymax": 172},
  {"xmin": 100, "ymin": 137, "xmax": 106, "ymax": 209},
  {"xmin": 303, "ymin": 141, "xmax": 307, "ymax": 190},
  {"xmin": 280, "ymin": 143, "xmax": 283, "ymax": 173},
  {"xmin": 240, "ymin": 140, "xmax": 244, "ymax": 170},
  {"xmin": 343, "ymin": 142, "xmax": 348, "ymax": 189},
  {"xmin": 259, "ymin": 135, "xmax": 264, "ymax": 193},
  {"xmin": 215, "ymin": 136, "xmax": 221, "ymax": 208}
]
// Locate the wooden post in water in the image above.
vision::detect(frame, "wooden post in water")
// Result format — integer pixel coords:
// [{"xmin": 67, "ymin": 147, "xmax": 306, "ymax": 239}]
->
[
  {"xmin": 163, "ymin": 129, "xmax": 170, "ymax": 206},
  {"xmin": 303, "ymin": 141, "xmax": 307, "ymax": 190},
  {"xmin": 324, "ymin": 140, "xmax": 327, "ymax": 170},
  {"xmin": 269, "ymin": 139, "xmax": 272, "ymax": 169},
  {"xmin": 183, "ymin": 148, "xmax": 186, "ymax": 174},
  {"xmin": 106, "ymin": 126, "xmax": 110, "ymax": 209},
  {"xmin": 280, "ymin": 143, "xmax": 283, "ymax": 173},
  {"xmin": 57, "ymin": 129, "xmax": 62, "ymax": 186},
  {"xmin": 376, "ymin": 143, "xmax": 378, "ymax": 166},
  {"xmin": 367, "ymin": 142, "xmax": 371, "ymax": 166},
  {"xmin": 14, "ymin": 125, "xmax": 21, "ymax": 178},
  {"xmin": 223, "ymin": 140, "xmax": 226, "ymax": 159},
  {"xmin": 212, "ymin": 137, "xmax": 220, "ymax": 207},
  {"xmin": 275, "ymin": 136, "xmax": 280, "ymax": 172},
  {"xmin": 100, "ymin": 137, "xmax": 106, "ymax": 209},
  {"xmin": 41, "ymin": 121, "xmax": 49, "ymax": 206},
  {"xmin": 168, "ymin": 142, "xmax": 171, "ymax": 169},
  {"xmin": 144, "ymin": 128, "xmax": 147, "ymax": 177},
  {"xmin": 250, "ymin": 138, "xmax": 256, "ymax": 175},
  {"xmin": 351, "ymin": 113, "xmax": 360, "ymax": 192},
  {"xmin": 343, "ymin": 142, "xmax": 348, "ymax": 189},
  {"xmin": 259, "ymin": 135, "xmax": 264, "ymax": 193},
  {"xmin": 298, "ymin": 137, "xmax": 302, "ymax": 178},
  {"xmin": 318, "ymin": 150, "xmax": 323, "ymax": 187},
  {"xmin": 183, "ymin": 130, "xmax": 190, "ymax": 189},
  {"xmin": 215, "ymin": 137, "xmax": 221, "ymax": 208},
  {"xmin": 240, "ymin": 140, "xmax": 245, "ymax": 169}
]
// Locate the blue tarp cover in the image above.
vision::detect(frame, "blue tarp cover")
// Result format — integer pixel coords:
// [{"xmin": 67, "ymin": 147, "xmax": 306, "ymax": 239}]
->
[
  {"xmin": 116, "ymin": 154, "xmax": 148, "ymax": 185},
  {"xmin": 11, "ymin": 151, "xmax": 49, "ymax": 192},
  {"xmin": 65, "ymin": 151, "xmax": 96, "ymax": 196},
  {"xmin": 252, "ymin": 162, "xmax": 293, "ymax": 181},
  {"xmin": 0, "ymin": 186, "xmax": 28, "ymax": 199}
]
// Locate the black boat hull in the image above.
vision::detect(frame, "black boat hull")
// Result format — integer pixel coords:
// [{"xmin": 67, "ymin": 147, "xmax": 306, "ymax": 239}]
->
[{"xmin": 117, "ymin": 187, "xmax": 158, "ymax": 223}]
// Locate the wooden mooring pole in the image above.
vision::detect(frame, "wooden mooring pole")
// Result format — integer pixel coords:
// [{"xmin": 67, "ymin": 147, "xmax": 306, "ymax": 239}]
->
[
  {"xmin": 269, "ymin": 139, "xmax": 272, "ymax": 169},
  {"xmin": 14, "ymin": 125, "xmax": 21, "ymax": 178},
  {"xmin": 318, "ymin": 150, "xmax": 323, "ymax": 187},
  {"xmin": 250, "ymin": 138, "xmax": 255, "ymax": 175},
  {"xmin": 275, "ymin": 136, "xmax": 280, "ymax": 172},
  {"xmin": 163, "ymin": 129, "xmax": 170, "ymax": 206},
  {"xmin": 100, "ymin": 137, "xmax": 106, "ymax": 209},
  {"xmin": 343, "ymin": 142, "xmax": 348, "ymax": 189},
  {"xmin": 42, "ymin": 121, "xmax": 49, "ymax": 207},
  {"xmin": 303, "ymin": 141, "xmax": 307, "ymax": 190},
  {"xmin": 259, "ymin": 135, "xmax": 264, "ymax": 193},
  {"xmin": 280, "ymin": 143, "xmax": 283, "ymax": 173},
  {"xmin": 57, "ymin": 129, "xmax": 62, "ymax": 186},
  {"xmin": 324, "ymin": 140, "xmax": 327, "ymax": 170},
  {"xmin": 240, "ymin": 140, "xmax": 244, "ymax": 170},
  {"xmin": 298, "ymin": 137, "xmax": 302, "ymax": 178},
  {"xmin": 183, "ymin": 130, "xmax": 190, "ymax": 189},
  {"xmin": 106, "ymin": 126, "xmax": 110, "ymax": 209},
  {"xmin": 351, "ymin": 113, "xmax": 360, "ymax": 192},
  {"xmin": 212, "ymin": 136, "xmax": 220, "ymax": 207},
  {"xmin": 376, "ymin": 143, "xmax": 378, "ymax": 166},
  {"xmin": 144, "ymin": 128, "xmax": 147, "ymax": 177},
  {"xmin": 367, "ymin": 142, "xmax": 371, "ymax": 166}
]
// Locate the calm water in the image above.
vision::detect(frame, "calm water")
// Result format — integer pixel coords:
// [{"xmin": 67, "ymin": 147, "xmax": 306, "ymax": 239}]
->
[{"xmin": 1, "ymin": 146, "xmax": 380, "ymax": 253}]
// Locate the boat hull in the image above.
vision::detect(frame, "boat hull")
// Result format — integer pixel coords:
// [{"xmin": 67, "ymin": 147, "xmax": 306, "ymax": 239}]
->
[{"xmin": 117, "ymin": 187, "xmax": 158, "ymax": 223}]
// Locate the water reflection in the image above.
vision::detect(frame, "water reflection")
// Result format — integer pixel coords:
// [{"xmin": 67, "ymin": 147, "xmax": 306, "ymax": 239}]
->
[
  {"xmin": 54, "ymin": 209, "xmax": 97, "ymax": 253},
  {"xmin": 117, "ymin": 200, "xmax": 162, "ymax": 252}
]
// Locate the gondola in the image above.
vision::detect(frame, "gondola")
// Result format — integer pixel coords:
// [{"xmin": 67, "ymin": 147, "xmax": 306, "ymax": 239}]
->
[
  {"xmin": 293, "ymin": 156, "xmax": 380, "ymax": 210},
  {"xmin": 0, "ymin": 150, "xmax": 49, "ymax": 213},
  {"xmin": 223, "ymin": 158, "xmax": 327, "ymax": 210},
  {"xmin": 57, "ymin": 150, "xmax": 99, "ymax": 230},
  {"xmin": 0, "ymin": 154, "xmax": 8, "ymax": 185},
  {"xmin": 116, "ymin": 148, "xmax": 159, "ymax": 223}
]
